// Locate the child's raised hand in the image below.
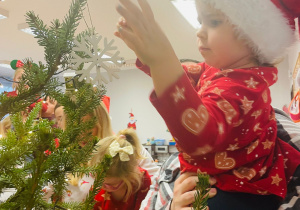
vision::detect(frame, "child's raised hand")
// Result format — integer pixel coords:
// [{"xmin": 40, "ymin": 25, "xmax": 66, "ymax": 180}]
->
[{"xmin": 114, "ymin": 0, "xmax": 176, "ymax": 67}]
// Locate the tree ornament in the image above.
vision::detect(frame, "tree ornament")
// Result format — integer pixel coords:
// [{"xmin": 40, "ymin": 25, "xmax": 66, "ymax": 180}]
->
[
  {"xmin": 127, "ymin": 111, "xmax": 137, "ymax": 130},
  {"xmin": 10, "ymin": 60, "xmax": 24, "ymax": 70},
  {"xmin": 70, "ymin": 34, "xmax": 123, "ymax": 88}
]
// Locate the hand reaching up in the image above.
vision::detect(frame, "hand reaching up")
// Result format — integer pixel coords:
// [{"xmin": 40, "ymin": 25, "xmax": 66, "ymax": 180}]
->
[{"xmin": 114, "ymin": 0, "xmax": 177, "ymax": 68}]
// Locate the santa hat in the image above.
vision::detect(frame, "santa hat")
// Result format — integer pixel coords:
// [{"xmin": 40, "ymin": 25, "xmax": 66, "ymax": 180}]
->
[
  {"xmin": 199, "ymin": 0, "xmax": 300, "ymax": 64},
  {"xmin": 102, "ymin": 95, "xmax": 110, "ymax": 113},
  {"xmin": 129, "ymin": 113, "xmax": 134, "ymax": 117},
  {"xmin": 10, "ymin": 60, "xmax": 24, "ymax": 70}
]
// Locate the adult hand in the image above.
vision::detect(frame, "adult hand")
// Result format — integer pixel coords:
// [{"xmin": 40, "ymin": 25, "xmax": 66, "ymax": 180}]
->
[
  {"xmin": 114, "ymin": 0, "xmax": 177, "ymax": 68},
  {"xmin": 171, "ymin": 172, "xmax": 217, "ymax": 210}
]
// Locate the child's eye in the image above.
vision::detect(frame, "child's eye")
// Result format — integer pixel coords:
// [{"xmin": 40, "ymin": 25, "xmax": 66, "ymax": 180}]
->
[{"xmin": 210, "ymin": 20, "xmax": 222, "ymax": 27}]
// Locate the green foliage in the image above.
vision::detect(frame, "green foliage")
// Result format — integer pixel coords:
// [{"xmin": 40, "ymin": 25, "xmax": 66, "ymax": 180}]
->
[
  {"xmin": 0, "ymin": 0, "xmax": 113, "ymax": 209},
  {"xmin": 65, "ymin": 154, "xmax": 112, "ymax": 210},
  {"xmin": 193, "ymin": 173, "xmax": 211, "ymax": 210},
  {"xmin": 0, "ymin": 0, "xmax": 87, "ymax": 119},
  {"xmin": 0, "ymin": 83, "xmax": 108, "ymax": 209}
]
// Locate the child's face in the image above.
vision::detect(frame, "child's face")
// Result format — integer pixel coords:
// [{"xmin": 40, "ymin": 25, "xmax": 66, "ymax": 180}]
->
[
  {"xmin": 54, "ymin": 106, "xmax": 65, "ymax": 129},
  {"xmin": 195, "ymin": 2, "xmax": 254, "ymax": 69},
  {"xmin": 43, "ymin": 97, "xmax": 57, "ymax": 118},
  {"xmin": 102, "ymin": 177, "xmax": 124, "ymax": 192}
]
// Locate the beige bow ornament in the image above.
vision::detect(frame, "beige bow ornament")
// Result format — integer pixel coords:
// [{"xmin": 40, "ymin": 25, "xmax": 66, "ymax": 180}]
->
[{"xmin": 109, "ymin": 140, "xmax": 133, "ymax": 161}]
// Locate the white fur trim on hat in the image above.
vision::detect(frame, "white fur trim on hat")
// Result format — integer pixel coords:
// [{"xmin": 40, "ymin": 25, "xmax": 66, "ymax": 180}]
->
[{"xmin": 198, "ymin": 0, "xmax": 297, "ymax": 64}]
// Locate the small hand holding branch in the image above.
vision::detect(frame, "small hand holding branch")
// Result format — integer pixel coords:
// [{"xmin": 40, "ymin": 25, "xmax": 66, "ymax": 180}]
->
[{"xmin": 171, "ymin": 172, "xmax": 217, "ymax": 210}]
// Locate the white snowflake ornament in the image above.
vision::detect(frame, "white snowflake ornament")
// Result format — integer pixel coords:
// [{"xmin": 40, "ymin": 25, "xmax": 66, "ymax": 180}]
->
[{"xmin": 70, "ymin": 34, "xmax": 122, "ymax": 87}]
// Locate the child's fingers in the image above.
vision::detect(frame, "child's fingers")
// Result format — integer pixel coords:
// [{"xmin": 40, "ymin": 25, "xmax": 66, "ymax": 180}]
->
[
  {"xmin": 137, "ymin": 0, "xmax": 154, "ymax": 21},
  {"xmin": 117, "ymin": 1, "xmax": 146, "ymax": 35},
  {"xmin": 119, "ymin": 0, "xmax": 143, "ymax": 17},
  {"xmin": 183, "ymin": 190, "xmax": 197, "ymax": 204},
  {"xmin": 118, "ymin": 16, "xmax": 127, "ymax": 27},
  {"xmin": 114, "ymin": 25, "xmax": 139, "ymax": 51},
  {"xmin": 116, "ymin": 19, "xmax": 132, "ymax": 34},
  {"xmin": 176, "ymin": 172, "xmax": 198, "ymax": 184},
  {"xmin": 175, "ymin": 174, "xmax": 199, "ymax": 195},
  {"xmin": 114, "ymin": 31, "xmax": 121, "ymax": 39},
  {"xmin": 209, "ymin": 176, "xmax": 217, "ymax": 185},
  {"xmin": 208, "ymin": 187, "xmax": 217, "ymax": 198},
  {"xmin": 180, "ymin": 190, "xmax": 211, "ymax": 208}
]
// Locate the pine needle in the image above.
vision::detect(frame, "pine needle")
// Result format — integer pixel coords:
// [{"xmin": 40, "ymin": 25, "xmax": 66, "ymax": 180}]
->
[{"xmin": 192, "ymin": 173, "xmax": 211, "ymax": 210}]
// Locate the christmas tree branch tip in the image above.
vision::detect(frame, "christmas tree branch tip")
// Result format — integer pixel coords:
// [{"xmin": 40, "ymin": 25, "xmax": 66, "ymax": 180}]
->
[{"xmin": 193, "ymin": 172, "xmax": 211, "ymax": 210}]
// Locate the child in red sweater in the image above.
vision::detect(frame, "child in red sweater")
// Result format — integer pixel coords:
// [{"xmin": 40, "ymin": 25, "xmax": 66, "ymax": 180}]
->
[
  {"xmin": 90, "ymin": 128, "xmax": 151, "ymax": 210},
  {"xmin": 114, "ymin": 0, "xmax": 300, "ymax": 208}
]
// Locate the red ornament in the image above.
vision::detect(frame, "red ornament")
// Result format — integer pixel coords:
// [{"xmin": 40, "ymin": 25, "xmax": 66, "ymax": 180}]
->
[
  {"xmin": 44, "ymin": 150, "xmax": 51, "ymax": 156},
  {"xmin": 54, "ymin": 138, "xmax": 60, "ymax": 149},
  {"xmin": 5, "ymin": 90, "xmax": 18, "ymax": 97}
]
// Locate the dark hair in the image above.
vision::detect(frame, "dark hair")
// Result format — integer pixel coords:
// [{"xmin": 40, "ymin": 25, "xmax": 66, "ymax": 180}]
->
[{"xmin": 179, "ymin": 58, "xmax": 201, "ymax": 64}]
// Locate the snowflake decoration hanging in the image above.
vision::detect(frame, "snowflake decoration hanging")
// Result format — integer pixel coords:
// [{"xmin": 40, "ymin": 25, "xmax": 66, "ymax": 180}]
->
[{"xmin": 70, "ymin": 34, "xmax": 123, "ymax": 87}]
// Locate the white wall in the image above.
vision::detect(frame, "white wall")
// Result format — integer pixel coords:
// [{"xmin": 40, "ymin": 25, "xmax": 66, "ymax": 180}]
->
[
  {"xmin": 105, "ymin": 69, "xmax": 173, "ymax": 145},
  {"xmin": 270, "ymin": 55, "xmax": 293, "ymax": 109},
  {"xmin": 270, "ymin": 29, "xmax": 300, "ymax": 110}
]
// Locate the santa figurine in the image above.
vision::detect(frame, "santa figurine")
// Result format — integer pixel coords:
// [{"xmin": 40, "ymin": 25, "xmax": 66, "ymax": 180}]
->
[{"xmin": 127, "ymin": 112, "xmax": 137, "ymax": 130}]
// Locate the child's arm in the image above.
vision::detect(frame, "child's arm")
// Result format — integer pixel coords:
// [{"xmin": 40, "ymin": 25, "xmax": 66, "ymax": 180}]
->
[{"xmin": 114, "ymin": 0, "xmax": 184, "ymax": 97}]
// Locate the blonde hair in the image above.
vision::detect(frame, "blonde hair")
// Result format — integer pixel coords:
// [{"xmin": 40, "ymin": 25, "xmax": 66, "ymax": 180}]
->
[
  {"xmin": 67, "ymin": 100, "xmax": 114, "ymax": 186},
  {"xmin": 89, "ymin": 128, "xmax": 144, "ymax": 201},
  {"xmin": 62, "ymin": 100, "xmax": 113, "ymax": 139},
  {"xmin": 93, "ymin": 101, "xmax": 113, "ymax": 139},
  {"xmin": 0, "ymin": 116, "xmax": 11, "ymax": 138}
]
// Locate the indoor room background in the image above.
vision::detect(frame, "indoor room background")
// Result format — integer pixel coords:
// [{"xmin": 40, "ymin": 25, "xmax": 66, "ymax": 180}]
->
[{"xmin": 0, "ymin": 0, "xmax": 299, "ymax": 144}]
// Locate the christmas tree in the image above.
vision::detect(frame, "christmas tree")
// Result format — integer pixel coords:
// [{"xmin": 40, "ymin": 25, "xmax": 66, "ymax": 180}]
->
[{"xmin": 0, "ymin": 0, "xmax": 113, "ymax": 209}]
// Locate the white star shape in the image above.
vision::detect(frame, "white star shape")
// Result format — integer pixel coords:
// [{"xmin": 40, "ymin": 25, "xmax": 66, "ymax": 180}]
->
[
  {"xmin": 244, "ymin": 77, "xmax": 259, "ymax": 89},
  {"xmin": 240, "ymin": 96, "xmax": 254, "ymax": 114},
  {"xmin": 259, "ymin": 166, "xmax": 267, "ymax": 176},
  {"xmin": 253, "ymin": 123, "xmax": 262, "ymax": 132},
  {"xmin": 251, "ymin": 110, "xmax": 262, "ymax": 119},
  {"xmin": 262, "ymin": 139, "xmax": 273, "ymax": 149},
  {"xmin": 211, "ymin": 87, "xmax": 224, "ymax": 95},
  {"xmin": 227, "ymin": 143, "xmax": 239, "ymax": 151},
  {"xmin": 172, "ymin": 86, "xmax": 185, "ymax": 103},
  {"xmin": 271, "ymin": 174, "xmax": 282, "ymax": 186}
]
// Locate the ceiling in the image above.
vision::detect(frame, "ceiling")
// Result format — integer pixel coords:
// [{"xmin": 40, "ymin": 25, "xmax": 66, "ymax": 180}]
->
[{"xmin": 0, "ymin": 0, "xmax": 203, "ymax": 87}]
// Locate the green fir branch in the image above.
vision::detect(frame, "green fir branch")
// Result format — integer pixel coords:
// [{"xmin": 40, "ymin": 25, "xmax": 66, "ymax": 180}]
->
[
  {"xmin": 0, "ymin": 0, "xmax": 89, "ymax": 119},
  {"xmin": 0, "ymin": 0, "xmax": 111, "ymax": 209},
  {"xmin": 193, "ymin": 173, "xmax": 211, "ymax": 210},
  {"xmin": 82, "ymin": 154, "xmax": 112, "ymax": 210}
]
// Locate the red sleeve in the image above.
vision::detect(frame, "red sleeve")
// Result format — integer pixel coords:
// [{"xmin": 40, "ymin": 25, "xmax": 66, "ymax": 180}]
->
[
  {"xmin": 136, "ymin": 59, "xmax": 151, "ymax": 76},
  {"xmin": 148, "ymin": 65, "xmax": 278, "ymax": 155},
  {"xmin": 136, "ymin": 58, "xmax": 204, "ymax": 83}
]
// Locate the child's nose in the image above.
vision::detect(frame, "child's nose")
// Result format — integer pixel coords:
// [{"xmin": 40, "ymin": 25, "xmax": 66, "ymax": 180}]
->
[{"xmin": 196, "ymin": 26, "xmax": 206, "ymax": 40}]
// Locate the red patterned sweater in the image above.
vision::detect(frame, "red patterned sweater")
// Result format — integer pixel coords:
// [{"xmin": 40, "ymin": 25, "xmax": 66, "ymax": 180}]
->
[{"xmin": 137, "ymin": 59, "xmax": 300, "ymax": 198}]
